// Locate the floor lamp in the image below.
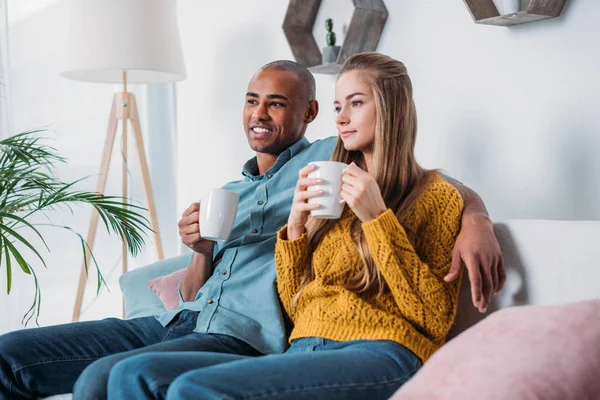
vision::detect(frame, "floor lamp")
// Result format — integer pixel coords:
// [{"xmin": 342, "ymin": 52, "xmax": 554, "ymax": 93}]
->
[{"xmin": 60, "ymin": 0, "xmax": 186, "ymax": 321}]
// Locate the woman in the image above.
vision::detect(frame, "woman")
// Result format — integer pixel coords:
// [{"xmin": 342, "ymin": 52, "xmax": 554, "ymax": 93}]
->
[
  {"xmin": 109, "ymin": 52, "xmax": 464, "ymax": 400},
  {"xmin": 272, "ymin": 51, "xmax": 464, "ymax": 399}
]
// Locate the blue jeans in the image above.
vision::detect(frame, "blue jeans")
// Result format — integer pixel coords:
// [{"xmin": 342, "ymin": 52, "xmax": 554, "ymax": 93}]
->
[
  {"xmin": 107, "ymin": 337, "xmax": 421, "ymax": 400},
  {"xmin": 0, "ymin": 310, "xmax": 261, "ymax": 399}
]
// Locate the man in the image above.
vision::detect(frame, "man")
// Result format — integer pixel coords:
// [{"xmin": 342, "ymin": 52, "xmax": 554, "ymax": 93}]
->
[{"xmin": 0, "ymin": 61, "xmax": 504, "ymax": 400}]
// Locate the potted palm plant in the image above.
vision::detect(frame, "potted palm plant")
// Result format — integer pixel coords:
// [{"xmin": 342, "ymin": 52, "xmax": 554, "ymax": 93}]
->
[{"xmin": 0, "ymin": 129, "xmax": 151, "ymax": 325}]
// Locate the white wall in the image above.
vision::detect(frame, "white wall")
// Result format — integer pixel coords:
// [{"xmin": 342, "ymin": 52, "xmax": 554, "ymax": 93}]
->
[
  {"xmin": 0, "ymin": 0, "xmax": 9, "ymax": 138},
  {"xmin": 0, "ymin": 0, "xmax": 9, "ymax": 332},
  {"xmin": 176, "ymin": 0, "xmax": 600, "ymax": 222}
]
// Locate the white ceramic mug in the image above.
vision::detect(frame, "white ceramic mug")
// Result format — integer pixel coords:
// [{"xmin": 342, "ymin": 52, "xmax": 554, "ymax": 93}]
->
[
  {"xmin": 307, "ymin": 161, "xmax": 347, "ymax": 219},
  {"xmin": 199, "ymin": 188, "xmax": 239, "ymax": 241}
]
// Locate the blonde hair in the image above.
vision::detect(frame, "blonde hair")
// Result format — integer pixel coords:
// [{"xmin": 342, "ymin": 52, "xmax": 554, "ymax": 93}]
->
[{"xmin": 293, "ymin": 52, "xmax": 436, "ymax": 307}]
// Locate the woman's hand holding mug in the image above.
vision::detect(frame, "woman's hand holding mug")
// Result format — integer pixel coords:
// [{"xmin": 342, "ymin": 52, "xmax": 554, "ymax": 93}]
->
[
  {"xmin": 287, "ymin": 164, "xmax": 324, "ymax": 240},
  {"xmin": 340, "ymin": 162, "xmax": 387, "ymax": 223}
]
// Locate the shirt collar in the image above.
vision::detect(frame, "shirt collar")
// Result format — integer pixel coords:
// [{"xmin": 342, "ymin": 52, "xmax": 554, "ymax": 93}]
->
[{"xmin": 242, "ymin": 137, "xmax": 310, "ymax": 181}]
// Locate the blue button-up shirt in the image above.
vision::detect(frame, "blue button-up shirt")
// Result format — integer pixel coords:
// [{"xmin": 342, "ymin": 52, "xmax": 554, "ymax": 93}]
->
[{"xmin": 155, "ymin": 136, "xmax": 336, "ymax": 354}]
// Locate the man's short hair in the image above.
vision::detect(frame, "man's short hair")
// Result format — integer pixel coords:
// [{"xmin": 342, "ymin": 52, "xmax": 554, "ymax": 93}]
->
[{"xmin": 261, "ymin": 60, "xmax": 316, "ymax": 101}]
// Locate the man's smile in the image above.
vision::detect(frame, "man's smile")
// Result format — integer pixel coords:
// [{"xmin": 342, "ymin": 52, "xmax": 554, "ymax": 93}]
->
[{"xmin": 249, "ymin": 124, "xmax": 274, "ymax": 139}]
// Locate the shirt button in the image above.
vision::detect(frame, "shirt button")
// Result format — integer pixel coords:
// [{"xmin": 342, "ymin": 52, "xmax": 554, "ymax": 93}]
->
[
  {"xmin": 207, "ymin": 299, "xmax": 214, "ymax": 304},
  {"xmin": 222, "ymin": 270, "xmax": 227, "ymax": 275},
  {"xmin": 257, "ymin": 200, "xmax": 264, "ymax": 205},
  {"xmin": 252, "ymin": 229, "xmax": 258, "ymax": 233},
  {"xmin": 267, "ymin": 174, "xmax": 273, "ymax": 179}
]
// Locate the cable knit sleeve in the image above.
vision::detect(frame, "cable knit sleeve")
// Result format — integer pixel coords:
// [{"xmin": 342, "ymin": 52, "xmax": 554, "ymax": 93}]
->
[
  {"xmin": 361, "ymin": 180, "xmax": 464, "ymax": 340},
  {"xmin": 275, "ymin": 225, "xmax": 310, "ymax": 318}
]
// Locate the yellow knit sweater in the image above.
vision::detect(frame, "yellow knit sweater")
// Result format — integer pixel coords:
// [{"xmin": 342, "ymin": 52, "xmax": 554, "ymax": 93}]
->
[{"xmin": 275, "ymin": 173, "xmax": 464, "ymax": 362}]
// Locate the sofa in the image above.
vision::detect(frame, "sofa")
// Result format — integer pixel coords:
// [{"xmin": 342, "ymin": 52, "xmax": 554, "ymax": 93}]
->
[
  {"xmin": 43, "ymin": 219, "xmax": 600, "ymax": 399},
  {"xmin": 390, "ymin": 220, "xmax": 600, "ymax": 399}
]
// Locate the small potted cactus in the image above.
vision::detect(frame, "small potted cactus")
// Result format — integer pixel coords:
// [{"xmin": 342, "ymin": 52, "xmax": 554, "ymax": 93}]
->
[{"xmin": 322, "ymin": 18, "xmax": 341, "ymax": 64}]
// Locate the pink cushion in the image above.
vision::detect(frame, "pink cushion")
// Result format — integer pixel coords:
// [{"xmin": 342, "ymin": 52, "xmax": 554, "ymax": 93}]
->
[
  {"xmin": 146, "ymin": 268, "xmax": 187, "ymax": 311},
  {"xmin": 390, "ymin": 299, "xmax": 600, "ymax": 400}
]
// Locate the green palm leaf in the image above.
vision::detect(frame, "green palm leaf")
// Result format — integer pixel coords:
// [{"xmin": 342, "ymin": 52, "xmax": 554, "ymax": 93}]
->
[
  {"xmin": 1, "ymin": 213, "xmax": 50, "ymax": 253},
  {"xmin": 4, "ymin": 244, "xmax": 11, "ymax": 294},
  {"xmin": 0, "ymin": 224, "xmax": 46, "ymax": 269},
  {"xmin": 3, "ymin": 237, "xmax": 32, "ymax": 274},
  {"xmin": 0, "ymin": 129, "xmax": 152, "ymax": 325}
]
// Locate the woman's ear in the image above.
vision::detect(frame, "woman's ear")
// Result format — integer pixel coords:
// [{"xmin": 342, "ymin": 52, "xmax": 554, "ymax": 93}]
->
[{"xmin": 305, "ymin": 99, "xmax": 319, "ymax": 123}]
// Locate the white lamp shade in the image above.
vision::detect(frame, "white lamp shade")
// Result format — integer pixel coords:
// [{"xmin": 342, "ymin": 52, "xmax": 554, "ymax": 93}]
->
[{"xmin": 60, "ymin": 0, "xmax": 186, "ymax": 84}]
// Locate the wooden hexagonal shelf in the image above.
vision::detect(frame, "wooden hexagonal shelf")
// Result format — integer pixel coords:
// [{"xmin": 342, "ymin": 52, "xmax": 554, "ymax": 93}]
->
[
  {"xmin": 464, "ymin": 0, "xmax": 567, "ymax": 26},
  {"xmin": 283, "ymin": 0, "xmax": 388, "ymax": 74}
]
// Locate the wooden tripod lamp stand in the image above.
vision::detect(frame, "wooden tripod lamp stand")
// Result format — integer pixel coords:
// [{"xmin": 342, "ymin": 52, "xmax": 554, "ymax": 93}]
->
[{"xmin": 60, "ymin": 0, "xmax": 187, "ymax": 321}]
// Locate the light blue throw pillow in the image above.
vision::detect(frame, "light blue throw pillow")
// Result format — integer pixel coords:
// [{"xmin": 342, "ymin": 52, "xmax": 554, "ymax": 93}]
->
[{"xmin": 119, "ymin": 254, "xmax": 192, "ymax": 319}]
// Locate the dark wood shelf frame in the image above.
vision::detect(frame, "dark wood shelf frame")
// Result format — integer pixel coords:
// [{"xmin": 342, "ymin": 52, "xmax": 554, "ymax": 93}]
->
[
  {"xmin": 283, "ymin": 0, "xmax": 388, "ymax": 74},
  {"xmin": 463, "ymin": 0, "xmax": 567, "ymax": 26}
]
